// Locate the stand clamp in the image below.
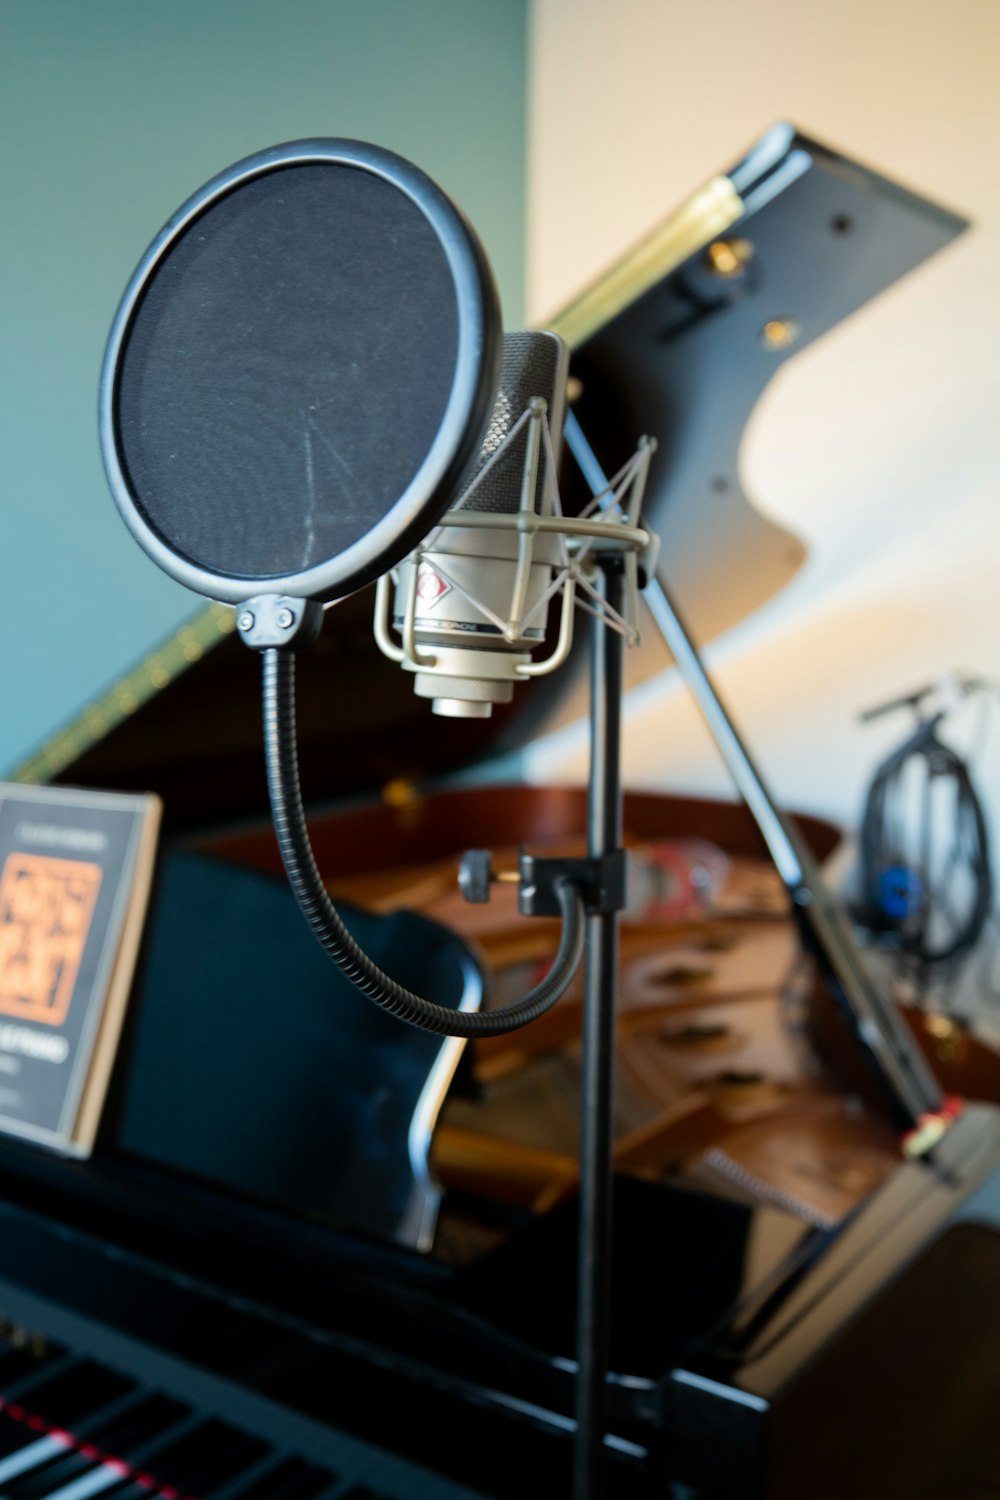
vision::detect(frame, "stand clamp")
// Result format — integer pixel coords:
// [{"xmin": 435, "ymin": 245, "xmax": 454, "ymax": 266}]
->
[{"xmin": 458, "ymin": 848, "xmax": 628, "ymax": 917}]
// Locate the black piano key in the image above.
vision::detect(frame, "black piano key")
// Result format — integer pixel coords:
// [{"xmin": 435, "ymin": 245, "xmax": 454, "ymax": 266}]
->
[
  {"xmin": 0, "ymin": 1413, "xmax": 40, "ymax": 1461},
  {"xmin": 76, "ymin": 1409, "xmax": 206, "ymax": 1495},
  {"xmin": 0, "ymin": 1347, "xmax": 71, "ymax": 1397},
  {"xmin": 4, "ymin": 1361, "xmax": 135, "ymax": 1430},
  {"xmin": 131, "ymin": 1417, "xmax": 269, "ymax": 1495},
  {"xmin": 79, "ymin": 1487, "xmax": 158, "ymax": 1500},
  {"xmin": 78, "ymin": 1392, "xmax": 191, "ymax": 1457},
  {"xmin": 109, "ymin": 1409, "xmax": 204, "ymax": 1477},
  {"xmin": 218, "ymin": 1454, "xmax": 340, "ymax": 1500}
]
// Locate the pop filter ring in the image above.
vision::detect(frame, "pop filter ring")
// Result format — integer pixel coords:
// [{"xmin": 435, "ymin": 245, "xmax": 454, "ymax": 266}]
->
[
  {"xmin": 99, "ymin": 134, "xmax": 587, "ymax": 1033},
  {"xmin": 100, "ymin": 138, "xmax": 502, "ymax": 605}
]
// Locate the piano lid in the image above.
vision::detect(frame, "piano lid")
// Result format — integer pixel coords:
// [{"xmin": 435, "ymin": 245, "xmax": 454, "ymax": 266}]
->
[{"xmin": 11, "ymin": 124, "xmax": 967, "ymax": 827}]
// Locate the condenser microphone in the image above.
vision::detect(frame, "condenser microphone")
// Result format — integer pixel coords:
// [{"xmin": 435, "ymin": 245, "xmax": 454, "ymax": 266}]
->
[
  {"xmin": 372, "ymin": 331, "xmax": 657, "ymax": 718},
  {"xmin": 375, "ymin": 330, "xmax": 570, "ymax": 717},
  {"xmin": 100, "ymin": 138, "xmax": 502, "ymax": 615}
]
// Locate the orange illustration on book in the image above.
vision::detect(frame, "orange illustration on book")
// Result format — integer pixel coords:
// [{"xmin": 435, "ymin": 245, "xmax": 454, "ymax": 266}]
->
[{"xmin": 0, "ymin": 853, "xmax": 103, "ymax": 1025}]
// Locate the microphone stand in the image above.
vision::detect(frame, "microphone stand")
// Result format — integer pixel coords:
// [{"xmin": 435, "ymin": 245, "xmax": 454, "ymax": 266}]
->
[
  {"xmin": 574, "ymin": 557, "xmax": 626, "ymax": 1500},
  {"xmin": 505, "ymin": 552, "xmax": 630, "ymax": 1499},
  {"xmin": 259, "ymin": 410, "xmax": 647, "ymax": 1498},
  {"xmin": 495, "ymin": 536, "xmax": 633, "ymax": 1497}
]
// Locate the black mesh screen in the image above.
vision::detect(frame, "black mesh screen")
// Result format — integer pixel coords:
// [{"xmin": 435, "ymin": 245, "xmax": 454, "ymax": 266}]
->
[{"xmin": 116, "ymin": 163, "xmax": 459, "ymax": 580}]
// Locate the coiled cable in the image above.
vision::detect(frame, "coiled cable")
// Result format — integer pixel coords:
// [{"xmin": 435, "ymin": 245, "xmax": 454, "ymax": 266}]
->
[
  {"xmin": 859, "ymin": 710, "xmax": 993, "ymax": 973},
  {"xmin": 262, "ymin": 647, "xmax": 585, "ymax": 1036}
]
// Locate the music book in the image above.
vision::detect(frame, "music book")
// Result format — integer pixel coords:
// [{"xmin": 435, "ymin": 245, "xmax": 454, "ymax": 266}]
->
[{"xmin": 0, "ymin": 782, "xmax": 161, "ymax": 1155}]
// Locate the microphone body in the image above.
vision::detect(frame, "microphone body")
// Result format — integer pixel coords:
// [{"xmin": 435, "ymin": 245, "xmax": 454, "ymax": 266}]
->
[{"xmin": 388, "ymin": 331, "xmax": 570, "ymax": 718}]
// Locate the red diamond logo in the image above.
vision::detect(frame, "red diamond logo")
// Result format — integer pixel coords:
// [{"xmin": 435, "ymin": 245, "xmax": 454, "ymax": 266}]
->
[{"xmin": 416, "ymin": 564, "xmax": 451, "ymax": 604}]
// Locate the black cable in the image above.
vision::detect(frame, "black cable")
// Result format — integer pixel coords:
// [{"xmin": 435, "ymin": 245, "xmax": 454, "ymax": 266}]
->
[
  {"xmin": 859, "ymin": 710, "xmax": 993, "ymax": 974},
  {"xmin": 261, "ymin": 647, "xmax": 585, "ymax": 1037}
]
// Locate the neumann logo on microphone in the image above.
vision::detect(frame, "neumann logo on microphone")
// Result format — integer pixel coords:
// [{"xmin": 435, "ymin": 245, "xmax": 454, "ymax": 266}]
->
[{"xmin": 415, "ymin": 565, "xmax": 451, "ymax": 606}]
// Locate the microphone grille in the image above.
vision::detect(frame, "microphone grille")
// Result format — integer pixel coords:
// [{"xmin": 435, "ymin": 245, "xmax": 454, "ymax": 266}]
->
[{"xmin": 458, "ymin": 330, "xmax": 568, "ymax": 515}]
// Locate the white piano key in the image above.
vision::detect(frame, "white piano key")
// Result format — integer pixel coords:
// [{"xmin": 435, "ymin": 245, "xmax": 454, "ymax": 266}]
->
[
  {"xmin": 26, "ymin": 1457, "xmax": 130, "ymax": 1500},
  {"xmin": 0, "ymin": 1432, "xmax": 72, "ymax": 1485}
]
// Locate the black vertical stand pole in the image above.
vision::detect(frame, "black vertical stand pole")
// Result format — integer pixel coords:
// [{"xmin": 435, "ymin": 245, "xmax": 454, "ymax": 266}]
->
[{"xmin": 573, "ymin": 558, "xmax": 626, "ymax": 1500}]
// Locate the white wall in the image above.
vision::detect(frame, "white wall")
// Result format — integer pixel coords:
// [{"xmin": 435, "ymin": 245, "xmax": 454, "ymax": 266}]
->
[{"xmin": 525, "ymin": 0, "xmax": 1000, "ymax": 840}]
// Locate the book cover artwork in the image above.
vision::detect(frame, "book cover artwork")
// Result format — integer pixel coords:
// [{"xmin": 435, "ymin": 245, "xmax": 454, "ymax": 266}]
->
[{"xmin": 0, "ymin": 784, "xmax": 160, "ymax": 1154}]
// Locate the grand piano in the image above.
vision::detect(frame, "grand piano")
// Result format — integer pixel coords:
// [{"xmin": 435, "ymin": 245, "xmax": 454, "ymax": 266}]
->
[{"xmin": 4, "ymin": 125, "xmax": 1000, "ymax": 1500}]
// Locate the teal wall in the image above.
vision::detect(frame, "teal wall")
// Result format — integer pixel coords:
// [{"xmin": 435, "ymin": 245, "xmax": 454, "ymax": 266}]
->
[{"xmin": 0, "ymin": 0, "xmax": 526, "ymax": 775}]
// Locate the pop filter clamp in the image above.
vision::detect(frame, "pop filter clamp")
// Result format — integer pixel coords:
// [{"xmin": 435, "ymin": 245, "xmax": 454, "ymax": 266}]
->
[{"xmin": 101, "ymin": 139, "xmax": 656, "ymax": 1500}]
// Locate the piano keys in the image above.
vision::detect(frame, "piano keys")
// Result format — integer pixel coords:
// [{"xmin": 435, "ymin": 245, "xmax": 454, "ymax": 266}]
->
[{"xmin": 0, "ymin": 1286, "xmax": 489, "ymax": 1500}]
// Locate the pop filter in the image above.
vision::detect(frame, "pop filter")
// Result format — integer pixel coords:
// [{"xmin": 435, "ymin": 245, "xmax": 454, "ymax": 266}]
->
[
  {"xmin": 98, "ymin": 138, "xmax": 591, "ymax": 1043},
  {"xmin": 100, "ymin": 139, "xmax": 502, "ymax": 606}
]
